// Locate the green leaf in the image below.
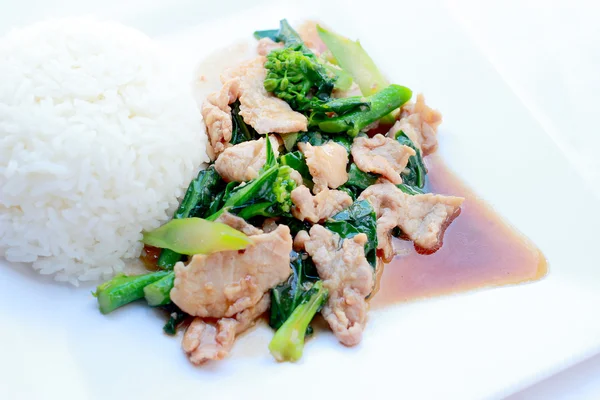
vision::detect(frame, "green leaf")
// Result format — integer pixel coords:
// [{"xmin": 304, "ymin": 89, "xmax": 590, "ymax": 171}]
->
[
  {"xmin": 395, "ymin": 131, "xmax": 427, "ymax": 189},
  {"xmin": 253, "ymin": 29, "xmax": 281, "ymax": 42},
  {"xmin": 270, "ymin": 251, "xmax": 319, "ymax": 332},
  {"xmin": 230, "ymin": 101, "xmax": 258, "ymax": 145},
  {"xmin": 325, "ymin": 200, "xmax": 378, "ymax": 268}
]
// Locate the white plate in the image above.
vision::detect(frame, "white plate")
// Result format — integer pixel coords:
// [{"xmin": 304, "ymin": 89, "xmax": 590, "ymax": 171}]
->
[{"xmin": 2, "ymin": 1, "xmax": 600, "ymax": 399}]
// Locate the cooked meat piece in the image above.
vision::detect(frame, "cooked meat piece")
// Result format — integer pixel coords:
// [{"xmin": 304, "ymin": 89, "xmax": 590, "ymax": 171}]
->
[
  {"xmin": 293, "ymin": 229, "xmax": 310, "ymax": 251},
  {"xmin": 214, "ymin": 135, "xmax": 280, "ymax": 182},
  {"xmin": 171, "ymin": 225, "xmax": 292, "ymax": 317},
  {"xmin": 351, "ymin": 134, "xmax": 416, "ymax": 184},
  {"xmin": 359, "ymin": 182, "xmax": 464, "ymax": 259},
  {"xmin": 304, "ymin": 225, "xmax": 373, "ymax": 346},
  {"xmin": 289, "ymin": 169, "xmax": 304, "ymax": 186},
  {"xmin": 291, "ymin": 185, "xmax": 352, "ymax": 223},
  {"xmin": 201, "ymin": 79, "xmax": 241, "ymax": 160},
  {"xmin": 256, "ymin": 37, "xmax": 283, "ymax": 56},
  {"xmin": 215, "ymin": 211, "xmax": 263, "ymax": 236},
  {"xmin": 297, "ymin": 21, "xmax": 328, "ymax": 55},
  {"xmin": 387, "ymin": 94, "xmax": 442, "ymax": 155},
  {"xmin": 183, "ymin": 294, "xmax": 270, "ymax": 365},
  {"xmin": 298, "ymin": 141, "xmax": 349, "ymax": 193},
  {"xmin": 222, "ymin": 57, "xmax": 308, "ymax": 134},
  {"xmin": 261, "ymin": 218, "xmax": 279, "ymax": 233}
]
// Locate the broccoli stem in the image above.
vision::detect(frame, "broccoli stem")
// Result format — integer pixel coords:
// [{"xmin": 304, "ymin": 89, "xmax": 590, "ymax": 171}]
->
[
  {"xmin": 143, "ymin": 272, "xmax": 175, "ymax": 306},
  {"xmin": 157, "ymin": 168, "xmax": 222, "ymax": 269},
  {"xmin": 269, "ymin": 281, "xmax": 328, "ymax": 362},
  {"xmin": 94, "ymin": 271, "xmax": 170, "ymax": 314},
  {"xmin": 312, "ymin": 96, "xmax": 370, "ymax": 114},
  {"xmin": 317, "ymin": 84, "xmax": 412, "ymax": 136}
]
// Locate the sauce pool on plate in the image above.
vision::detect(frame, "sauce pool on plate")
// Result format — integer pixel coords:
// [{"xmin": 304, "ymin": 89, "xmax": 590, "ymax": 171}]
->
[{"xmin": 371, "ymin": 154, "xmax": 547, "ymax": 307}]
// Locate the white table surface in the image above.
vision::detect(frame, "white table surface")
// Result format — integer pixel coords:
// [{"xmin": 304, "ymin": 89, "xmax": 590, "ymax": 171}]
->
[
  {"xmin": 0, "ymin": 0, "xmax": 598, "ymax": 398},
  {"xmin": 447, "ymin": 0, "xmax": 600, "ymax": 397}
]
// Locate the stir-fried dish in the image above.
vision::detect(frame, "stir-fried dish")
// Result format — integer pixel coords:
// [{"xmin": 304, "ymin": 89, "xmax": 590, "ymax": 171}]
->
[{"xmin": 93, "ymin": 19, "xmax": 531, "ymax": 365}]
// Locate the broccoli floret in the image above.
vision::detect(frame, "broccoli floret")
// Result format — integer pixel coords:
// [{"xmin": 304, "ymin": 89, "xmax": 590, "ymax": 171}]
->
[
  {"xmin": 273, "ymin": 166, "xmax": 297, "ymax": 213},
  {"xmin": 269, "ymin": 280, "xmax": 328, "ymax": 362},
  {"xmin": 264, "ymin": 47, "xmax": 335, "ymax": 111}
]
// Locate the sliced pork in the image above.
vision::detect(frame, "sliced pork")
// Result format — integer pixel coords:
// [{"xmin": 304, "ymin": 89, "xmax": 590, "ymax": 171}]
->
[
  {"xmin": 201, "ymin": 79, "xmax": 241, "ymax": 160},
  {"xmin": 298, "ymin": 141, "xmax": 349, "ymax": 193},
  {"xmin": 359, "ymin": 182, "xmax": 464, "ymax": 259},
  {"xmin": 222, "ymin": 56, "xmax": 308, "ymax": 134},
  {"xmin": 256, "ymin": 37, "xmax": 283, "ymax": 56},
  {"xmin": 387, "ymin": 94, "xmax": 442, "ymax": 155},
  {"xmin": 215, "ymin": 211, "xmax": 263, "ymax": 236},
  {"xmin": 304, "ymin": 225, "xmax": 374, "ymax": 346},
  {"xmin": 291, "ymin": 185, "xmax": 352, "ymax": 223},
  {"xmin": 214, "ymin": 135, "xmax": 280, "ymax": 182},
  {"xmin": 351, "ymin": 134, "xmax": 416, "ymax": 184},
  {"xmin": 182, "ymin": 294, "xmax": 270, "ymax": 364},
  {"xmin": 171, "ymin": 225, "xmax": 292, "ymax": 318}
]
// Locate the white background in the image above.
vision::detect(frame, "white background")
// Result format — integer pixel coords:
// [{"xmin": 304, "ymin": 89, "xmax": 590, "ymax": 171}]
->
[{"xmin": 0, "ymin": 0, "xmax": 599, "ymax": 398}]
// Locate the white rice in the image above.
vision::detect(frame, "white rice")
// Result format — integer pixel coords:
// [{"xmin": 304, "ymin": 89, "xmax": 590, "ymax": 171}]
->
[{"xmin": 0, "ymin": 18, "xmax": 209, "ymax": 284}]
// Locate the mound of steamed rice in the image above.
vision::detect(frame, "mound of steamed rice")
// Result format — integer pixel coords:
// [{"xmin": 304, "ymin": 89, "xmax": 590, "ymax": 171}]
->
[{"xmin": 0, "ymin": 18, "xmax": 208, "ymax": 284}]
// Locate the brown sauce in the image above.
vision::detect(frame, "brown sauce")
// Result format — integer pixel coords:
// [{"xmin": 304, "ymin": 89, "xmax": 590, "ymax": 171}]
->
[
  {"xmin": 371, "ymin": 154, "xmax": 547, "ymax": 307},
  {"xmin": 140, "ymin": 245, "xmax": 161, "ymax": 271}
]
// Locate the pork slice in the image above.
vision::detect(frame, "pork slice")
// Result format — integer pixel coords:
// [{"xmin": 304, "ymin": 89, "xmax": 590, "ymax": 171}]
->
[
  {"xmin": 304, "ymin": 225, "xmax": 374, "ymax": 346},
  {"xmin": 297, "ymin": 20, "xmax": 328, "ymax": 55},
  {"xmin": 256, "ymin": 37, "xmax": 283, "ymax": 56},
  {"xmin": 298, "ymin": 141, "xmax": 349, "ymax": 193},
  {"xmin": 291, "ymin": 186, "xmax": 353, "ymax": 223},
  {"xmin": 222, "ymin": 56, "xmax": 308, "ymax": 134},
  {"xmin": 171, "ymin": 225, "xmax": 292, "ymax": 318},
  {"xmin": 387, "ymin": 94, "xmax": 442, "ymax": 155},
  {"xmin": 359, "ymin": 182, "xmax": 464, "ymax": 259},
  {"xmin": 351, "ymin": 134, "xmax": 416, "ymax": 185},
  {"xmin": 214, "ymin": 135, "xmax": 280, "ymax": 182},
  {"xmin": 201, "ymin": 78, "xmax": 241, "ymax": 160},
  {"xmin": 182, "ymin": 294, "xmax": 270, "ymax": 365},
  {"xmin": 215, "ymin": 211, "xmax": 263, "ymax": 236}
]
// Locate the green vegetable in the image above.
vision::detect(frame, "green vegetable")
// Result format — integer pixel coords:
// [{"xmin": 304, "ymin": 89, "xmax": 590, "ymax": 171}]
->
[
  {"xmin": 316, "ymin": 25, "xmax": 389, "ymax": 97},
  {"xmin": 279, "ymin": 151, "xmax": 310, "ymax": 180},
  {"xmin": 93, "ymin": 271, "xmax": 170, "ymax": 314},
  {"xmin": 143, "ymin": 272, "xmax": 175, "ymax": 307},
  {"xmin": 310, "ymin": 95, "xmax": 370, "ymax": 114},
  {"xmin": 142, "ymin": 218, "xmax": 252, "ymax": 255},
  {"xmin": 315, "ymin": 84, "xmax": 412, "ymax": 136},
  {"xmin": 270, "ymin": 251, "xmax": 320, "ymax": 332},
  {"xmin": 395, "ymin": 131, "xmax": 427, "ymax": 188},
  {"xmin": 264, "ymin": 46, "xmax": 335, "ymax": 111},
  {"xmin": 397, "ymin": 183, "xmax": 424, "ymax": 195},
  {"xmin": 277, "ymin": 217, "xmax": 312, "ymax": 237},
  {"xmin": 346, "ymin": 163, "xmax": 378, "ymax": 190},
  {"xmin": 269, "ymin": 280, "xmax": 328, "ymax": 362},
  {"xmin": 323, "ymin": 63, "xmax": 354, "ymax": 91},
  {"xmin": 230, "ymin": 101, "xmax": 258, "ymax": 145},
  {"xmin": 210, "ymin": 138, "xmax": 297, "ymax": 221},
  {"xmin": 325, "ymin": 200, "xmax": 378, "ymax": 268},
  {"xmin": 234, "ymin": 166, "xmax": 298, "ymax": 219},
  {"xmin": 276, "ymin": 19, "xmax": 311, "ymax": 53},
  {"xmin": 157, "ymin": 167, "xmax": 224, "ymax": 269},
  {"xmin": 161, "ymin": 304, "xmax": 188, "ymax": 335},
  {"xmin": 253, "ymin": 29, "xmax": 281, "ymax": 42},
  {"xmin": 281, "ymin": 132, "xmax": 299, "ymax": 152},
  {"xmin": 296, "ymin": 130, "xmax": 353, "ymax": 153}
]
